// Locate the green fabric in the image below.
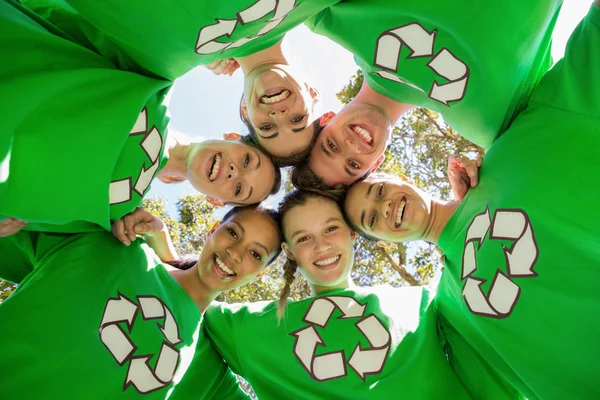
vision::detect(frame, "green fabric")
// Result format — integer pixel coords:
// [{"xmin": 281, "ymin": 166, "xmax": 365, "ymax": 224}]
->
[
  {"xmin": 205, "ymin": 286, "xmax": 472, "ymax": 399},
  {"xmin": 306, "ymin": 0, "xmax": 563, "ymax": 149},
  {"xmin": 436, "ymin": 6, "xmax": 600, "ymax": 399},
  {"xmin": 32, "ymin": 0, "xmax": 343, "ymax": 80},
  {"xmin": 0, "ymin": 230, "xmax": 245, "ymax": 399},
  {"xmin": 0, "ymin": 0, "xmax": 171, "ymax": 232}
]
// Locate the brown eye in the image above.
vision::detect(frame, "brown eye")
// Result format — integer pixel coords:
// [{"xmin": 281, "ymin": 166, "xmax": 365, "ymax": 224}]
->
[
  {"xmin": 327, "ymin": 140, "xmax": 338, "ymax": 152},
  {"xmin": 227, "ymin": 227, "xmax": 238, "ymax": 239},
  {"xmin": 377, "ymin": 183, "xmax": 384, "ymax": 199},
  {"xmin": 251, "ymin": 250, "xmax": 262, "ymax": 261},
  {"xmin": 260, "ymin": 124, "xmax": 275, "ymax": 131},
  {"xmin": 235, "ymin": 183, "xmax": 241, "ymax": 196},
  {"xmin": 348, "ymin": 160, "xmax": 360, "ymax": 169},
  {"xmin": 369, "ymin": 213, "xmax": 376, "ymax": 229},
  {"xmin": 291, "ymin": 115, "xmax": 306, "ymax": 124}
]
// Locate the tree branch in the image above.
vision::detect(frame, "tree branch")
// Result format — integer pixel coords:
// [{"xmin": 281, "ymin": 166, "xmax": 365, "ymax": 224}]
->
[{"xmin": 378, "ymin": 247, "xmax": 420, "ymax": 286}]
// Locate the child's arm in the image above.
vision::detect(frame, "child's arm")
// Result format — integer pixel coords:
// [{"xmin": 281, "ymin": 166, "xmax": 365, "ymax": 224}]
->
[
  {"xmin": 447, "ymin": 154, "xmax": 482, "ymax": 201},
  {"xmin": 111, "ymin": 207, "xmax": 178, "ymax": 263}
]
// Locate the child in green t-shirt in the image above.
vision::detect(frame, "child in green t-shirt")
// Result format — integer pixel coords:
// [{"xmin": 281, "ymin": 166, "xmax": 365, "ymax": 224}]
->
[
  {"xmin": 341, "ymin": 4, "xmax": 600, "ymax": 397},
  {"xmin": 0, "ymin": 204, "xmax": 283, "ymax": 399},
  {"xmin": 202, "ymin": 190, "xmax": 479, "ymax": 399}
]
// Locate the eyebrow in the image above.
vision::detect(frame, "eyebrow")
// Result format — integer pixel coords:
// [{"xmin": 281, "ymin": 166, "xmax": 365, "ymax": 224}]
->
[
  {"xmin": 343, "ymin": 167, "xmax": 357, "ymax": 177},
  {"xmin": 232, "ymin": 221, "xmax": 246, "ymax": 234},
  {"xmin": 253, "ymin": 150, "xmax": 261, "ymax": 169},
  {"xmin": 292, "ymin": 125, "xmax": 307, "ymax": 133},
  {"xmin": 262, "ymin": 132, "xmax": 279, "ymax": 139},
  {"xmin": 254, "ymin": 242, "xmax": 269, "ymax": 255},
  {"xmin": 360, "ymin": 183, "xmax": 376, "ymax": 230},
  {"xmin": 366, "ymin": 182, "xmax": 375, "ymax": 198},
  {"xmin": 320, "ymin": 143, "xmax": 332, "ymax": 158},
  {"xmin": 290, "ymin": 217, "xmax": 342, "ymax": 240},
  {"xmin": 243, "ymin": 187, "xmax": 253, "ymax": 202}
]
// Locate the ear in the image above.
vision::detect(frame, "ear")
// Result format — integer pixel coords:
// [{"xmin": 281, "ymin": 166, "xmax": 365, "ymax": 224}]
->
[
  {"xmin": 350, "ymin": 230, "xmax": 357, "ymax": 242},
  {"xmin": 223, "ymin": 132, "xmax": 241, "ymax": 141},
  {"xmin": 207, "ymin": 221, "xmax": 221, "ymax": 236},
  {"xmin": 376, "ymin": 240, "xmax": 393, "ymax": 249},
  {"xmin": 281, "ymin": 242, "xmax": 295, "ymax": 261},
  {"xmin": 206, "ymin": 196, "xmax": 225, "ymax": 207},
  {"xmin": 319, "ymin": 111, "xmax": 336, "ymax": 127},
  {"xmin": 240, "ymin": 98, "xmax": 248, "ymax": 119},
  {"xmin": 305, "ymin": 83, "xmax": 320, "ymax": 102},
  {"xmin": 370, "ymin": 154, "xmax": 385, "ymax": 173}
]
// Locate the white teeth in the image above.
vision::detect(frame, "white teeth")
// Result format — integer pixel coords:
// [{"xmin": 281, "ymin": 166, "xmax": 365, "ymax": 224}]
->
[
  {"xmin": 352, "ymin": 125, "xmax": 373, "ymax": 144},
  {"xmin": 261, "ymin": 89, "xmax": 291, "ymax": 104},
  {"xmin": 395, "ymin": 199, "xmax": 406, "ymax": 226},
  {"xmin": 215, "ymin": 255, "xmax": 235, "ymax": 276},
  {"xmin": 209, "ymin": 153, "xmax": 221, "ymax": 181},
  {"xmin": 314, "ymin": 255, "xmax": 341, "ymax": 267}
]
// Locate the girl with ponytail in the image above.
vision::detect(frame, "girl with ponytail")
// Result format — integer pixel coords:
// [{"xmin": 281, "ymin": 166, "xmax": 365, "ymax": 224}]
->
[{"xmin": 202, "ymin": 190, "xmax": 478, "ymax": 399}]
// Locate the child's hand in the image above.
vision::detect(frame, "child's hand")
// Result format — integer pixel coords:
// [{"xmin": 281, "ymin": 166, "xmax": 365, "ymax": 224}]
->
[
  {"xmin": 447, "ymin": 155, "xmax": 482, "ymax": 201},
  {"xmin": 204, "ymin": 58, "xmax": 240, "ymax": 76},
  {"xmin": 111, "ymin": 208, "xmax": 165, "ymax": 246},
  {"xmin": 0, "ymin": 218, "xmax": 28, "ymax": 237}
]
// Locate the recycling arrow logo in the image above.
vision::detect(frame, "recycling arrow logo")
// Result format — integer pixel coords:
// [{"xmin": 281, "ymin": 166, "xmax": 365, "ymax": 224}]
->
[
  {"xmin": 195, "ymin": 0, "xmax": 297, "ymax": 55},
  {"xmin": 461, "ymin": 206, "xmax": 539, "ymax": 318},
  {"xmin": 99, "ymin": 293, "xmax": 182, "ymax": 394},
  {"xmin": 373, "ymin": 22, "xmax": 470, "ymax": 105},
  {"xmin": 290, "ymin": 296, "xmax": 391, "ymax": 382},
  {"xmin": 109, "ymin": 108, "xmax": 164, "ymax": 205}
]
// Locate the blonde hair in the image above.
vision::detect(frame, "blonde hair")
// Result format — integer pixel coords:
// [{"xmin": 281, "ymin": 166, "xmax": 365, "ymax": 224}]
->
[{"xmin": 276, "ymin": 258, "xmax": 298, "ymax": 320}]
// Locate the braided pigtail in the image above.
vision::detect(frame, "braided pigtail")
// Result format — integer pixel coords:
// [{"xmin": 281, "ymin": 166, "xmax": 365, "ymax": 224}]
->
[{"xmin": 277, "ymin": 258, "xmax": 298, "ymax": 320}]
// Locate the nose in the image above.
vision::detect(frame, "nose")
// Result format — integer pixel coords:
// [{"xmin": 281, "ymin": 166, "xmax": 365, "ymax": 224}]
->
[
  {"xmin": 344, "ymin": 138, "xmax": 361, "ymax": 156},
  {"xmin": 269, "ymin": 107, "xmax": 288, "ymax": 119},
  {"xmin": 380, "ymin": 199, "xmax": 392, "ymax": 219},
  {"xmin": 226, "ymin": 245, "xmax": 242, "ymax": 263},
  {"xmin": 314, "ymin": 236, "xmax": 332, "ymax": 253},
  {"xmin": 227, "ymin": 163, "xmax": 238, "ymax": 180}
]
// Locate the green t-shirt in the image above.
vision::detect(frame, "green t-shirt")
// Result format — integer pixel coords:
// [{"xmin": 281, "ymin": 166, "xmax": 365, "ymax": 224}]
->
[
  {"xmin": 0, "ymin": 231, "xmax": 246, "ymax": 399},
  {"xmin": 205, "ymin": 286, "xmax": 472, "ymax": 399},
  {"xmin": 436, "ymin": 6, "xmax": 600, "ymax": 399},
  {"xmin": 306, "ymin": 0, "xmax": 563, "ymax": 149},
  {"xmin": 0, "ymin": 0, "xmax": 171, "ymax": 232},
  {"xmin": 32, "ymin": 0, "xmax": 343, "ymax": 80}
]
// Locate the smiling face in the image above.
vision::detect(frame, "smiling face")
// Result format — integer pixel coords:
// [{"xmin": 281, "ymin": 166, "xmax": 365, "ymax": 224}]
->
[
  {"xmin": 243, "ymin": 64, "xmax": 319, "ymax": 158},
  {"xmin": 344, "ymin": 174, "xmax": 432, "ymax": 243},
  {"xmin": 308, "ymin": 102, "xmax": 391, "ymax": 186},
  {"xmin": 197, "ymin": 208, "xmax": 281, "ymax": 292},
  {"xmin": 187, "ymin": 139, "xmax": 276, "ymax": 205},
  {"xmin": 282, "ymin": 196, "xmax": 354, "ymax": 290}
]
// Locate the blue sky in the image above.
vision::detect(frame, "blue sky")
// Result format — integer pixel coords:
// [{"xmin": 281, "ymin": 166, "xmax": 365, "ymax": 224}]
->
[{"xmin": 149, "ymin": 0, "xmax": 592, "ymax": 219}]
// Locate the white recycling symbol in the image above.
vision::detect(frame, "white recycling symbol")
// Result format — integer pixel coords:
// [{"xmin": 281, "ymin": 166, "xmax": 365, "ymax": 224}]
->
[
  {"xmin": 99, "ymin": 293, "xmax": 182, "ymax": 394},
  {"xmin": 195, "ymin": 0, "xmax": 298, "ymax": 55},
  {"xmin": 291, "ymin": 296, "xmax": 391, "ymax": 382},
  {"xmin": 109, "ymin": 108, "xmax": 164, "ymax": 205},
  {"xmin": 373, "ymin": 22, "xmax": 470, "ymax": 105},
  {"xmin": 461, "ymin": 206, "xmax": 539, "ymax": 318}
]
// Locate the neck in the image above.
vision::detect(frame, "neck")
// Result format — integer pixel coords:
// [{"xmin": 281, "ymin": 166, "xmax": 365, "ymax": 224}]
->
[
  {"xmin": 170, "ymin": 264, "xmax": 219, "ymax": 313},
  {"xmin": 159, "ymin": 141, "xmax": 192, "ymax": 179},
  {"xmin": 421, "ymin": 199, "xmax": 459, "ymax": 245},
  {"xmin": 236, "ymin": 41, "xmax": 287, "ymax": 75},
  {"xmin": 310, "ymin": 276, "xmax": 354, "ymax": 296},
  {"xmin": 354, "ymin": 80, "xmax": 415, "ymax": 125}
]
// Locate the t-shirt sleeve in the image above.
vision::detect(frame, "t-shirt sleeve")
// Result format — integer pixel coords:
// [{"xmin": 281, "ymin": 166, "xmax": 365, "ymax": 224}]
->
[
  {"xmin": 530, "ymin": 4, "xmax": 600, "ymax": 118},
  {"xmin": 203, "ymin": 302, "xmax": 247, "ymax": 376},
  {"xmin": 0, "ymin": 231, "xmax": 75, "ymax": 284}
]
